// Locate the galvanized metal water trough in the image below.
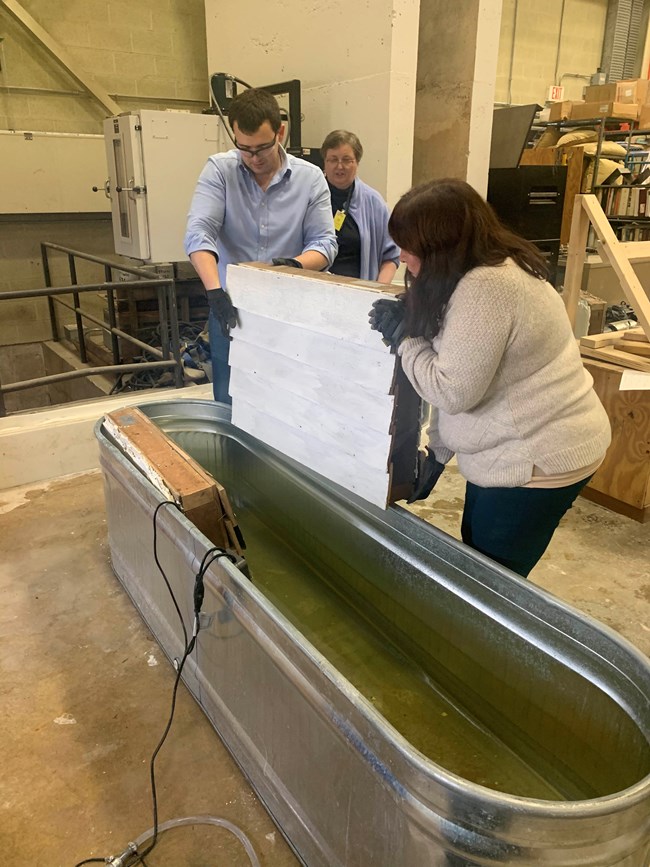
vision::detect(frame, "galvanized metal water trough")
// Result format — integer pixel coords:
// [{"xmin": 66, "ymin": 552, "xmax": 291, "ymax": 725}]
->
[{"xmin": 97, "ymin": 399, "xmax": 650, "ymax": 866}]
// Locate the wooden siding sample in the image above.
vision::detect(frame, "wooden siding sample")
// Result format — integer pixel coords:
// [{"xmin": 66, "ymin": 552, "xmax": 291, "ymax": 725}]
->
[
  {"xmin": 103, "ymin": 406, "xmax": 236, "ymax": 550},
  {"xmin": 226, "ymin": 263, "xmax": 419, "ymax": 509}
]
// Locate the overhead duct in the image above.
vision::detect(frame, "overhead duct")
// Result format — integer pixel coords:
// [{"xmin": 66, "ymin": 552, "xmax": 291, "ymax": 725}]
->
[{"xmin": 600, "ymin": 0, "xmax": 646, "ymax": 81}]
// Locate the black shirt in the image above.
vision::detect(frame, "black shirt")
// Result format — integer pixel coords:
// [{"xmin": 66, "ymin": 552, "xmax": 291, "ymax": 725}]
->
[{"xmin": 328, "ymin": 182, "xmax": 361, "ymax": 279}]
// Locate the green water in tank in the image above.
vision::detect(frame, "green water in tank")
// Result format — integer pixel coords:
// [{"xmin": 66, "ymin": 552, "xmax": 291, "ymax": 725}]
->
[{"xmin": 233, "ymin": 507, "xmax": 567, "ymax": 801}]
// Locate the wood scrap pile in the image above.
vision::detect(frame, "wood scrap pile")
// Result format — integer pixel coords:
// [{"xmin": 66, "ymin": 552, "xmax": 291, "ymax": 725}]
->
[{"xmin": 579, "ymin": 327, "xmax": 650, "ymax": 372}]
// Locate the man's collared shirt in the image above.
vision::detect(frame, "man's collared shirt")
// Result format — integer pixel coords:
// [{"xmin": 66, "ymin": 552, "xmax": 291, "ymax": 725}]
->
[{"xmin": 184, "ymin": 147, "xmax": 337, "ymax": 287}]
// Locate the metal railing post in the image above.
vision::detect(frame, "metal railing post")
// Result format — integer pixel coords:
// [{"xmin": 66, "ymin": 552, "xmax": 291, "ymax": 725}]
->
[
  {"xmin": 40, "ymin": 243, "xmax": 59, "ymax": 341},
  {"xmin": 68, "ymin": 254, "xmax": 87, "ymax": 364},
  {"xmin": 104, "ymin": 264, "xmax": 120, "ymax": 365},
  {"xmin": 167, "ymin": 278, "xmax": 184, "ymax": 390}
]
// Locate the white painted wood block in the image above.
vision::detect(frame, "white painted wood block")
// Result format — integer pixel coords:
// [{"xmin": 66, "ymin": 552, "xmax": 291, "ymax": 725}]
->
[
  {"xmin": 227, "ymin": 263, "xmax": 391, "ymax": 349},
  {"xmin": 233, "ymin": 310, "xmax": 395, "ymax": 389},
  {"xmin": 227, "ymin": 264, "xmax": 408, "ymax": 508},
  {"xmin": 230, "ymin": 369, "xmax": 392, "ymax": 466},
  {"xmin": 229, "ymin": 340, "xmax": 394, "ymax": 432},
  {"xmin": 233, "ymin": 400, "xmax": 390, "ymax": 508}
]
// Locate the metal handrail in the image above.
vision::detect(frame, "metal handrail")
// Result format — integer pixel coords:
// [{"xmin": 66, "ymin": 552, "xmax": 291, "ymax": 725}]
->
[{"xmin": 0, "ymin": 243, "xmax": 186, "ymax": 416}]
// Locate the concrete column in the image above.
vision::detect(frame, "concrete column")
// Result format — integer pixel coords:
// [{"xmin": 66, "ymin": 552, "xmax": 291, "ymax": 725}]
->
[
  {"xmin": 204, "ymin": 0, "xmax": 420, "ymax": 207},
  {"xmin": 413, "ymin": 0, "xmax": 502, "ymax": 195}
]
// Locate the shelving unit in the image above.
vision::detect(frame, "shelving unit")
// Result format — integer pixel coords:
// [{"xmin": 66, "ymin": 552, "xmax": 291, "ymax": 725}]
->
[{"xmin": 523, "ymin": 114, "xmax": 640, "ymax": 244}]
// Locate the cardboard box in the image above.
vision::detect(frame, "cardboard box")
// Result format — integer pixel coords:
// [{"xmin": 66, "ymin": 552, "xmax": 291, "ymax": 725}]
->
[
  {"xmin": 549, "ymin": 100, "xmax": 576, "ymax": 121},
  {"xmin": 639, "ymin": 104, "xmax": 650, "ymax": 129},
  {"xmin": 584, "ymin": 83, "xmax": 617, "ymax": 102},
  {"xmin": 615, "ymin": 78, "xmax": 650, "ymax": 105},
  {"xmin": 569, "ymin": 101, "xmax": 639, "ymax": 121}
]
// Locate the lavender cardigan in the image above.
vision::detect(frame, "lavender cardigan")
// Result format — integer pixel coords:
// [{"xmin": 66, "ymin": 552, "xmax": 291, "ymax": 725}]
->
[{"xmin": 347, "ymin": 178, "xmax": 400, "ymax": 281}]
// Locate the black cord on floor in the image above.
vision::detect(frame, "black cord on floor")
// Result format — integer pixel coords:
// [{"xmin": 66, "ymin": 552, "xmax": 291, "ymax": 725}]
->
[
  {"xmin": 120, "ymin": 526, "xmax": 236, "ymax": 867},
  {"xmin": 75, "ymin": 501, "xmax": 236, "ymax": 867}
]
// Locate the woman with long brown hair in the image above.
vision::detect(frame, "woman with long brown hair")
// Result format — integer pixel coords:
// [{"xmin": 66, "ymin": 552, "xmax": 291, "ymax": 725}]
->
[{"xmin": 370, "ymin": 178, "xmax": 611, "ymax": 577}]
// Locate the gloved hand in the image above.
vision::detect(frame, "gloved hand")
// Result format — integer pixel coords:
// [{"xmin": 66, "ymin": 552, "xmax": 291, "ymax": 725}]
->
[
  {"xmin": 272, "ymin": 257, "xmax": 303, "ymax": 268},
  {"xmin": 207, "ymin": 288, "xmax": 237, "ymax": 338},
  {"xmin": 407, "ymin": 448, "xmax": 445, "ymax": 504},
  {"xmin": 368, "ymin": 296, "xmax": 406, "ymax": 349}
]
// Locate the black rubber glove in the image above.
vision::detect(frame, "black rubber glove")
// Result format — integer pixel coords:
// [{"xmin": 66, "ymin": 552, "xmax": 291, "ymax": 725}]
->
[
  {"xmin": 272, "ymin": 257, "xmax": 303, "ymax": 268},
  {"xmin": 407, "ymin": 448, "xmax": 445, "ymax": 504},
  {"xmin": 207, "ymin": 288, "xmax": 237, "ymax": 338},
  {"xmin": 368, "ymin": 296, "xmax": 406, "ymax": 349}
]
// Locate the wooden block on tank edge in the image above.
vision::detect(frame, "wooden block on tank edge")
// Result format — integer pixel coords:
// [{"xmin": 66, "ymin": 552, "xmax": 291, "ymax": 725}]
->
[{"xmin": 104, "ymin": 407, "xmax": 230, "ymax": 550}]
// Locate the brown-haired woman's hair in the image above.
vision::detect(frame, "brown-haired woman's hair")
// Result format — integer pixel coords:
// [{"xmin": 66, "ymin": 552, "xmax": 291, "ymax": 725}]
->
[
  {"xmin": 228, "ymin": 88, "xmax": 282, "ymax": 135},
  {"xmin": 388, "ymin": 178, "xmax": 549, "ymax": 340},
  {"xmin": 320, "ymin": 130, "xmax": 363, "ymax": 162}
]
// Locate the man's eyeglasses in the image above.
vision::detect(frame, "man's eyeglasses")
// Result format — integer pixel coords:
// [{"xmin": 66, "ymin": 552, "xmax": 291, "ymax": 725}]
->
[
  {"xmin": 235, "ymin": 135, "xmax": 277, "ymax": 158},
  {"xmin": 325, "ymin": 157, "xmax": 356, "ymax": 167}
]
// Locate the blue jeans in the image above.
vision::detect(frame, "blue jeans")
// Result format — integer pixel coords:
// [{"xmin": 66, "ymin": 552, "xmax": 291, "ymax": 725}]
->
[
  {"xmin": 208, "ymin": 309, "xmax": 232, "ymax": 405},
  {"xmin": 461, "ymin": 476, "xmax": 593, "ymax": 578}
]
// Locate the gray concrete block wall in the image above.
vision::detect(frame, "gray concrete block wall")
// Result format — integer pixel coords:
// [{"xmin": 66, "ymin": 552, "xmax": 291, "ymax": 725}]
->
[
  {"xmin": 0, "ymin": 0, "xmax": 209, "ymax": 134},
  {"xmin": 495, "ymin": 0, "xmax": 608, "ymax": 105},
  {"xmin": 0, "ymin": 0, "xmax": 209, "ymax": 354}
]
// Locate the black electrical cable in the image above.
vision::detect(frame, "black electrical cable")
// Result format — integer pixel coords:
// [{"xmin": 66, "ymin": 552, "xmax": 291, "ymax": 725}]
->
[
  {"xmin": 75, "ymin": 501, "xmax": 236, "ymax": 867},
  {"xmin": 128, "ymin": 543, "xmax": 236, "ymax": 867},
  {"xmin": 152, "ymin": 500, "xmax": 187, "ymax": 648}
]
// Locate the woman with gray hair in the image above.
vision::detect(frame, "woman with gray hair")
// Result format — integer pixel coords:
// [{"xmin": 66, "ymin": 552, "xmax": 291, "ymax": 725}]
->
[{"xmin": 321, "ymin": 129, "xmax": 400, "ymax": 283}]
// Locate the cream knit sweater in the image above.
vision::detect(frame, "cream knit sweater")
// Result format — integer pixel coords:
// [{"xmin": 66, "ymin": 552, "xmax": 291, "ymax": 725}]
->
[{"xmin": 398, "ymin": 259, "xmax": 611, "ymax": 488}]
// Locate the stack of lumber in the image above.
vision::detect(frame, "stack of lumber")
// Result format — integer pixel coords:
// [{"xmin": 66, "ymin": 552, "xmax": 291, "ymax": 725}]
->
[
  {"xmin": 103, "ymin": 407, "xmax": 244, "ymax": 554},
  {"xmin": 579, "ymin": 327, "xmax": 650, "ymax": 372}
]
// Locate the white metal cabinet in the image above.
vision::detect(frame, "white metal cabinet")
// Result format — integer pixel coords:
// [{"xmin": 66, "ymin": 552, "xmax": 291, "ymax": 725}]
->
[{"xmin": 103, "ymin": 110, "xmax": 229, "ymax": 263}]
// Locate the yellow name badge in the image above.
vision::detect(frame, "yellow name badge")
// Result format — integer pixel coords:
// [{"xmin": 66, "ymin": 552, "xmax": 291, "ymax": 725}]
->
[{"xmin": 334, "ymin": 210, "xmax": 347, "ymax": 231}]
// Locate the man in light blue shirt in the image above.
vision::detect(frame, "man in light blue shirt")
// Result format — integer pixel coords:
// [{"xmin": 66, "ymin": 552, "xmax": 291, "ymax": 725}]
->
[{"xmin": 184, "ymin": 88, "xmax": 337, "ymax": 403}]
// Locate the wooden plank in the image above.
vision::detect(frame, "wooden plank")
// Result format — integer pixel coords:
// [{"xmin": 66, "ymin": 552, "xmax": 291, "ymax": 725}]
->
[
  {"xmin": 234, "ymin": 310, "xmax": 394, "ymax": 388},
  {"xmin": 616, "ymin": 241, "xmax": 650, "ymax": 262},
  {"xmin": 104, "ymin": 407, "xmax": 230, "ymax": 549},
  {"xmin": 580, "ymin": 344, "xmax": 650, "ymax": 372},
  {"xmin": 230, "ymin": 369, "xmax": 393, "ymax": 467},
  {"xmin": 581, "ymin": 194, "xmax": 650, "ymax": 340},
  {"xmin": 229, "ymin": 340, "xmax": 395, "ymax": 433},
  {"xmin": 563, "ymin": 194, "xmax": 591, "ymax": 328},
  {"xmin": 560, "ymin": 147, "xmax": 585, "ymax": 246},
  {"xmin": 622, "ymin": 329, "xmax": 649, "ymax": 343},
  {"xmin": 233, "ymin": 399, "xmax": 390, "ymax": 508},
  {"xmin": 227, "ymin": 263, "xmax": 393, "ymax": 349},
  {"xmin": 616, "ymin": 340, "xmax": 650, "ymax": 357},
  {"xmin": 579, "ymin": 328, "xmax": 644, "ymax": 348}
]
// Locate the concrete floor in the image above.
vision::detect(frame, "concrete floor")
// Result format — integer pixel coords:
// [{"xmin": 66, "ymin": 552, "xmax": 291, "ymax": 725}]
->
[{"xmin": 1, "ymin": 464, "xmax": 649, "ymax": 867}]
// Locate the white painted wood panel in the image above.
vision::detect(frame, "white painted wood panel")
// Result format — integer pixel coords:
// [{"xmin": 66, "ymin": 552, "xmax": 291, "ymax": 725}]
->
[
  {"xmin": 233, "ymin": 400, "xmax": 390, "ymax": 507},
  {"xmin": 229, "ymin": 340, "xmax": 394, "ymax": 432},
  {"xmin": 230, "ymin": 369, "xmax": 392, "ymax": 467},
  {"xmin": 228, "ymin": 264, "xmax": 407, "ymax": 508},
  {"xmin": 234, "ymin": 310, "xmax": 395, "ymax": 389},
  {"xmin": 227, "ymin": 264, "xmax": 391, "ymax": 348}
]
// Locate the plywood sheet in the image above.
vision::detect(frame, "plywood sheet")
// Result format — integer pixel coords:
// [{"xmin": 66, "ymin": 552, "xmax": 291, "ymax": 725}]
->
[{"xmin": 227, "ymin": 264, "xmax": 419, "ymax": 508}]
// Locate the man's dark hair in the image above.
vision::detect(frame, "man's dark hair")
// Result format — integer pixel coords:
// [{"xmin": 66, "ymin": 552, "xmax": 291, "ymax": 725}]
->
[{"xmin": 228, "ymin": 88, "xmax": 282, "ymax": 135}]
